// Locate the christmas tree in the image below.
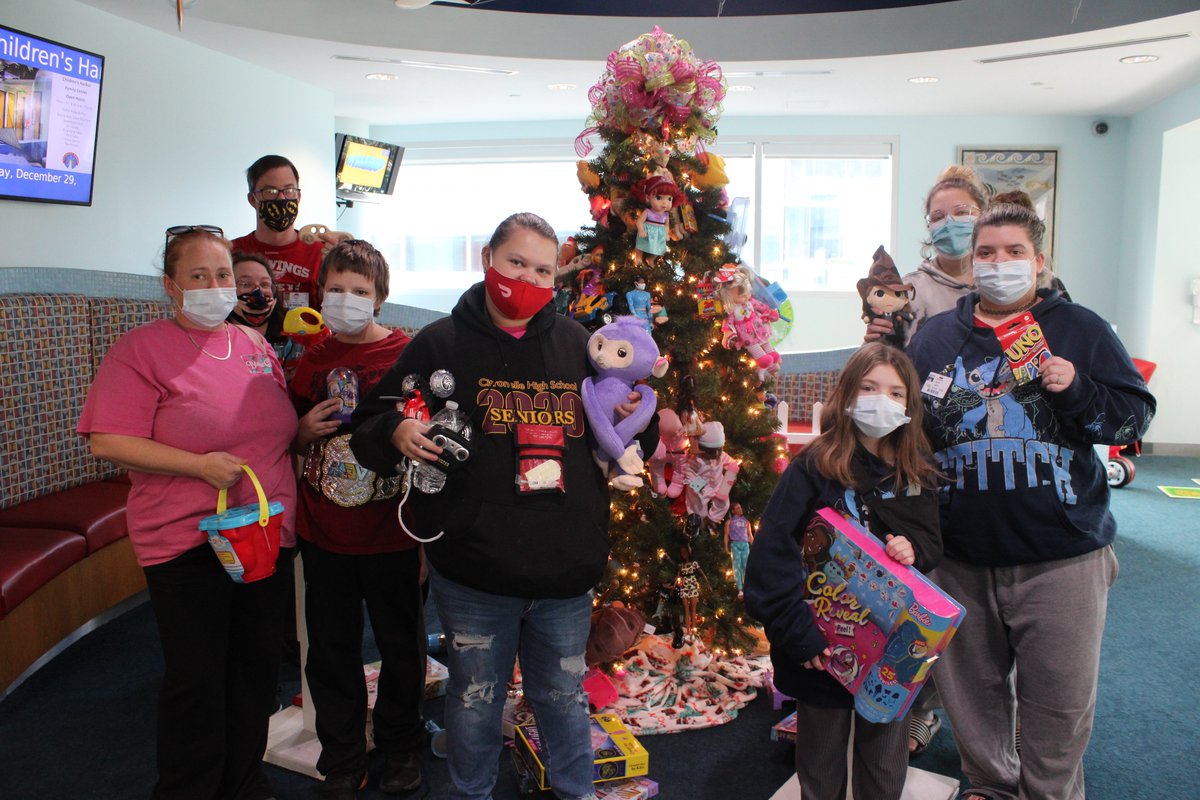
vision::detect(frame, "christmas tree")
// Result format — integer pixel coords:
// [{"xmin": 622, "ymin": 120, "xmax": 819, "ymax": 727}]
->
[{"xmin": 566, "ymin": 28, "xmax": 791, "ymax": 656}]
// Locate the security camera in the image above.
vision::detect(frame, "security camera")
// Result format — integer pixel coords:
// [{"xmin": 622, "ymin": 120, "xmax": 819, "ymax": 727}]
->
[{"xmin": 1092, "ymin": 121, "xmax": 1110, "ymax": 136}]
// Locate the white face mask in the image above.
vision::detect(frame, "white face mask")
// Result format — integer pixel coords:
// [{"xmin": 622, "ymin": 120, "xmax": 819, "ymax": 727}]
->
[
  {"xmin": 321, "ymin": 291, "xmax": 376, "ymax": 334},
  {"xmin": 973, "ymin": 260, "xmax": 1034, "ymax": 306},
  {"xmin": 847, "ymin": 393, "xmax": 911, "ymax": 439},
  {"xmin": 174, "ymin": 284, "xmax": 238, "ymax": 328}
]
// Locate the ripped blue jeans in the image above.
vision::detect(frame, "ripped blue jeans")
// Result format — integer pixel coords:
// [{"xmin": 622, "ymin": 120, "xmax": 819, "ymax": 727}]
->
[{"xmin": 429, "ymin": 566, "xmax": 596, "ymax": 800}]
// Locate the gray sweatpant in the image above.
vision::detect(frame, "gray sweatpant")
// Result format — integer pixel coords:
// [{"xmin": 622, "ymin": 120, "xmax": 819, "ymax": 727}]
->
[{"xmin": 931, "ymin": 546, "xmax": 1118, "ymax": 800}]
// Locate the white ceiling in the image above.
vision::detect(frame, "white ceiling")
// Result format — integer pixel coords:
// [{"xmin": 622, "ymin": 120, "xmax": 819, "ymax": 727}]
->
[{"xmin": 77, "ymin": 0, "xmax": 1200, "ymax": 126}]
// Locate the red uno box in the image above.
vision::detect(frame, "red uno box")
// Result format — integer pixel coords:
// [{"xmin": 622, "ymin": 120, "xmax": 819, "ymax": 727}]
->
[
  {"xmin": 994, "ymin": 312, "xmax": 1052, "ymax": 385},
  {"xmin": 803, "ymin": 507, "xmax": 966, "ymax": 723}
]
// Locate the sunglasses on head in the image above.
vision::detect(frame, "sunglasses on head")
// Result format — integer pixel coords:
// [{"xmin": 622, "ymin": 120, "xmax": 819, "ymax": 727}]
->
[{"xmin": 164, "ymin": 224, "xmax": 224, "ymax": 251}]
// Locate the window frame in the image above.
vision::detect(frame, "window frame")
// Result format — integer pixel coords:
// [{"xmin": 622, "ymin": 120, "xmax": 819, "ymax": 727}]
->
[{"xmin": 392, "ymin": 135, "xmax": 899, "ymax": 293}]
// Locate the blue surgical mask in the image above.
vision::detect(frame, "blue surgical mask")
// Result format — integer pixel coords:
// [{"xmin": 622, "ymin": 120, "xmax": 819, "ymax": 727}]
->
[
  {"xmin": 929, "ymin": 218, "xmax": 975, "ymax": 258},
  {"xmin": 973, "ymin": 260, "xmax": 1034, "ymax": 306},
  {"xmin": 848, "ymin": 394, "xmax": 911, "ymax": 439}
]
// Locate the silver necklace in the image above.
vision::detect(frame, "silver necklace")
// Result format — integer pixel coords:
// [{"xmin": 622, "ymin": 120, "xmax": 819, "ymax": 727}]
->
[{"xmin": 184, "ymin": 323, "xmax": 233, "ymax": 361}]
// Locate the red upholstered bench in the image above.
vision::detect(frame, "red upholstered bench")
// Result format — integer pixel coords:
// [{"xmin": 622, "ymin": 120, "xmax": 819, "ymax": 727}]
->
[
  {"xmin": 0, "ymin": 528, "xmax": 88, "ymax": 618},
  {"xmin": 0, "ymin": 478, "xmax": 141, "ymax": 697},
  {"xmin": 0, "ymin": 482, "xmax": 131, "ymax": 554}
]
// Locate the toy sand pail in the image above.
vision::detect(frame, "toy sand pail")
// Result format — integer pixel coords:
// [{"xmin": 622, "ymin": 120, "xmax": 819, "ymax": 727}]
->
[{"xmin": 198, "ymin": 464, "xmax": 283, "ymax": 583}]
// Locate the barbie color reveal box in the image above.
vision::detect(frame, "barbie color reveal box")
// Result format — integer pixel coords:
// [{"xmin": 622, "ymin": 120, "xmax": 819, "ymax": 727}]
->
[{"xmin": 803, "ymin": 507, "xmax": 965, "ymax": 723}]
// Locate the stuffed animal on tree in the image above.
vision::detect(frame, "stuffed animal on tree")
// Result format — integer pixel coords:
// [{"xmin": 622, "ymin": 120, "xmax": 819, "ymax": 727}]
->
[
  {"xmin": 582, "ymin": 316, "xmax": 670, "ymax": 490},
  {"xmin": 857, "ymin": 245, "xmax": 915, "ymax": 349}
]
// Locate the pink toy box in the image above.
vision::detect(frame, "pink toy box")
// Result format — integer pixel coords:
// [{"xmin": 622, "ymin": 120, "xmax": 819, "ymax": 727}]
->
[{"xmin": 803, "ymin": 507, "xmax": 966, "ymax": 723}]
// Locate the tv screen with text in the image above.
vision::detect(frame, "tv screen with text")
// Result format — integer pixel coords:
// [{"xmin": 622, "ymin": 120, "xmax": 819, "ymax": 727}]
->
[{"xmin": 0, "ymin": 25, "xmax": 104, "ymax": 206}]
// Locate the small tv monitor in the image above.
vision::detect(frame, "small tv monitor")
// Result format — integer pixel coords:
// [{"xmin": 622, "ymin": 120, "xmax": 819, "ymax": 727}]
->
[
  {"xmin": 0, "ymin": 25, "xmax": 105, "ymax": 206},
  {"xmin": 335, "ymin": 133, "xmax": 402, "ymax": 202}
]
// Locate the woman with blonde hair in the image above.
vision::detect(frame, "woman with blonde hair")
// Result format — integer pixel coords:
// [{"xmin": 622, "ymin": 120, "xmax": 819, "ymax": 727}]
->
[{"xmin": 868, "ymin": 165, "xmax": 990, "ymax": 346}]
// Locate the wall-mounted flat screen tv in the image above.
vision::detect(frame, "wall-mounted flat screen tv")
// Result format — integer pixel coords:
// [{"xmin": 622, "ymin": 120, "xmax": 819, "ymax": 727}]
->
[
  {"xmin": 335, "ymin": 133, "xmax": 402, "ymax": 203},
  {"xmin": 0, "ymin": 25, "xmax": 104, "ymax": 206}
]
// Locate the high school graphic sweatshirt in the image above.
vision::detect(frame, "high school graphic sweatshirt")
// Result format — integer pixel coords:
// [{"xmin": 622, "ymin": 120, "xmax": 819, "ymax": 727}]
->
[{"xmin": 351, "ymin": 282, "xmax": 658, "ymax": 599}]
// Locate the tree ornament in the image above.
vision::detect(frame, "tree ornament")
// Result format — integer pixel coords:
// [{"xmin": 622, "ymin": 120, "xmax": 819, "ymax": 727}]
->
[{"xmin": 576, "ymin": 26, "xmax": 727, "ymax": 157}]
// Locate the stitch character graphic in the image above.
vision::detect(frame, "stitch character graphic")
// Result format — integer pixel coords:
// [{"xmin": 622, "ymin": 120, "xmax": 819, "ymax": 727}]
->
[{"xmin": 955, "ymin": 356, "xmax": 1037, "ymax": 440}]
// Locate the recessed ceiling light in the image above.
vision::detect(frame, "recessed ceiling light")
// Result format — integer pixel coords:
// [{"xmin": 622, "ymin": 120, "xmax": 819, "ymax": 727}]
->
[
  {"xmin": 727, "ymin": 84, "xmax": 755, "ymax": 93},
  {"xmin": 546, "ymin": 83, "xmax": 577, "ymax": 91},
  {"xmin": 908, "ymin": 76, "xmax": 939, "ymax": 84},
  {"xmin": 366, "ymin": 73, "xmax": 399, "ymax": 81},
  {"xmin": 333, "ymin": 54, "xmax": 516, "ymax": 75},
  {"xmin": 725, "ymin": 70, "xmax": 832, "ymax": 78},
  {"xmin": 1120, "ymin": 54, "xmax": 1160, "ymax": 64}
]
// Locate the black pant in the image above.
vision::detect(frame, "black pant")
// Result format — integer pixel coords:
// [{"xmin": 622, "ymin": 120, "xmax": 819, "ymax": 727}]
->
[
  {"xmin": 143, "ymin": 543, "xmax": 290, "ymax": 800},
  {"xmin": 299, "ymin": 541, "xmax": 426, "ymax": 778}
]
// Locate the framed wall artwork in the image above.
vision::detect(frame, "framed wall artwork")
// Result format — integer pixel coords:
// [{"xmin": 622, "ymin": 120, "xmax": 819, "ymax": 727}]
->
[{"xmin": 958, "ymin": 148, "xmax": 1058, "ymax": 259}]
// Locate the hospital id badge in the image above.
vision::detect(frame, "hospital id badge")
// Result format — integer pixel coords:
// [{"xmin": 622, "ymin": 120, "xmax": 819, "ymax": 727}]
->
[{"xmin": 921, "ymin": 371, "xmax": 952, "ymax": 400}]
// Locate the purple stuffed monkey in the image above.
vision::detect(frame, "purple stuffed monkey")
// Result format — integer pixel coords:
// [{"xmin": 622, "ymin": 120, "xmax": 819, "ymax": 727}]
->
[{"xmin": 582, "ymin": 316, "xmax": 669, "ymax": 490}]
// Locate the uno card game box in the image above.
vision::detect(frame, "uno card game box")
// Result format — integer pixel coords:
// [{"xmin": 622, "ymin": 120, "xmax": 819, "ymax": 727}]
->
[
  {"xmin": 514, "ymin": 713, "xmax": 649, "ymax": 791},
  {"xmin": 993, "ymin": 311, "xmax": 1051, "ymax": 385},
  {"xmin": 802, "ymin": 507, "xmax": 966, "ymax": 723}
]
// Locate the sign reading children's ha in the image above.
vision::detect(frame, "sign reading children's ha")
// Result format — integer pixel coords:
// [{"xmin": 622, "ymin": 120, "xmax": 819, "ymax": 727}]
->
[{"xmin": 0, "ymin": 25, "xmax": 104, "ymax": 206}]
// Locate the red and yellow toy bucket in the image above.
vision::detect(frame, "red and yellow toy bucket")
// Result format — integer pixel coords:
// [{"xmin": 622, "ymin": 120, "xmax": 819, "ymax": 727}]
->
[{"xmin": 198, "ymin": 465, "xmax": 283, "ymax": 583}]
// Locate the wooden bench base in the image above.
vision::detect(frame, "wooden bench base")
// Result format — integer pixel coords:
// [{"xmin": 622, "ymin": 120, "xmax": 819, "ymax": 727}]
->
[{"xmin": 1, "ymin": 537, "xmax": 146, "ymax": 696}]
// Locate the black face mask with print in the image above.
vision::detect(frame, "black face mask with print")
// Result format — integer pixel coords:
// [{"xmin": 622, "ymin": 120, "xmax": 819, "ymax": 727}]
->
[
  {"xmin": 235, "ymin": 288, "xmax": 274, "ymax": 325},
  {"xmin": 257, "ymin": 198, "xmax": 299, "ymax": 232}
]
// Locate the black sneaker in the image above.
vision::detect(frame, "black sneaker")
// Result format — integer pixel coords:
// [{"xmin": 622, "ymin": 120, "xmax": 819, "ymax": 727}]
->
[
  {"xmin": 379, "ymin": 750, "xmax": 423, "ymax": 794},
  {"xmin": 318, "ymin": 771, "xmax": 366, "ymax": 800}
]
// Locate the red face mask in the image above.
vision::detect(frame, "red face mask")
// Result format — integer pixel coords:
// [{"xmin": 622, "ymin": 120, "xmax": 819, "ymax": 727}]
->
[{"xmin": 485, "ymin": 267, "xmax": 553, "ymax": 321}]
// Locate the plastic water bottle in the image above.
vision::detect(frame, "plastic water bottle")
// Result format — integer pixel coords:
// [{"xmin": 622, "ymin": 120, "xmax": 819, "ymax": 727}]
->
[
  {"xmin": 411, "ymin": 401, "xmax": 472, "ymax": 494},
  {"xmin": 425, "ymin": 719, "xmax": 448, "ymax": 759}
]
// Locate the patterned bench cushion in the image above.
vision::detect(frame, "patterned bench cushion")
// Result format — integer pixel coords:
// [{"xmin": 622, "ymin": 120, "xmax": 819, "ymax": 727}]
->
[{"xmin": 0, "ymin": 294, "xmax": 95, "ymax": 509}]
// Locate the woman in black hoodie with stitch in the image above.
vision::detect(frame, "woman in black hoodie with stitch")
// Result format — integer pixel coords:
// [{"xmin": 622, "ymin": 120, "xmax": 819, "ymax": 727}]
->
[{"xmin": 352, "ymin": 213, "xmax": 656, "ymax": 800}]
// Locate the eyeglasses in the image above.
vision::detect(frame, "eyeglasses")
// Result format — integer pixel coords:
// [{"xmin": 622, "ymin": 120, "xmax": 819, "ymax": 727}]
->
[
  {"xmin": 253, "ymin": 186, "xmax": 301, "ymax": 200},
  {"xmin": 235, "ymin": 277, "xmax": 274, "ymax": 292},
  {"xmin": 165, "ymin": 224, "xmax": 224, "ymax": 251},
  {"xmin": 926, "ymin": 204, "xmax": 981, "ymax": 225}
]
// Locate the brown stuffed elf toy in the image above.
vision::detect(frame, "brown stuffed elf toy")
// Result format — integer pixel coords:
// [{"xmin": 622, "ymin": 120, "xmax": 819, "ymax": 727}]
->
[{"xmin": 857, "ymin": 245, "xmax": 915, "ymax": 348}]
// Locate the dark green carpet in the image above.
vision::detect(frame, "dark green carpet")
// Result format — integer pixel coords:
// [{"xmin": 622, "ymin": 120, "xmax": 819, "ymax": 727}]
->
[{"xmin": 1, "ymin": 456, "xmax": 1196, "ymax": 799}]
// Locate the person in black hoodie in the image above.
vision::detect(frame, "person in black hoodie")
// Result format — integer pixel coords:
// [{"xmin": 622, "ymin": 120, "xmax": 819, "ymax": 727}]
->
[
  {"xmin": 906, "ymin": 203, "xmax": 1156, "ymax": 800},
  {"xmin": 744, "ymin": 342, "xmax": 942, "ymax": 800},
  {"xmin": 350, "ymin": 213, "xmax": 657, "ymax": 800}
]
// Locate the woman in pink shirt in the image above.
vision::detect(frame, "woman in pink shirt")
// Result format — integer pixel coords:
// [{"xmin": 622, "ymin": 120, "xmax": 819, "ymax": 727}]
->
[{"xmin": 78, "ymin": 225, "xmax": 298, "ymax": 800}]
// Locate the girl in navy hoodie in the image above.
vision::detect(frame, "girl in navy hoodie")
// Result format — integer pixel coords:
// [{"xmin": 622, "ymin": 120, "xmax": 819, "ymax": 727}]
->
[
  {"xmin": 906, "ymin": 203, "xmax": 1155, "ymax": 800},
  {"xmin": 744, "ymin": 342, "xmax": 942, "ymax": 800}
]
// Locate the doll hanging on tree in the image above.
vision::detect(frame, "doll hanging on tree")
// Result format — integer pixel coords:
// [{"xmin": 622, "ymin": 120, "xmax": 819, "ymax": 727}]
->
[
  {"xmin": 684, "ymin": 421, "xmax": 740, "ymax": 527},
  {"xmin": 631, "ymin": 175, "xmax": 685, "ymax": 265},
  {"xmin": 675, "ymin": 543, "xmax": 710, "ymax": 643},
  {"xmin": 626, "ymin": 278, "xmax": 654, "ymax": 332},
  {"xmin": 714, "ymin": 264, "xmax": 782, "ymax": 381},
  {"xmin": 723, "ymin": 502, "xmax": 755, "ymax": 599}
]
